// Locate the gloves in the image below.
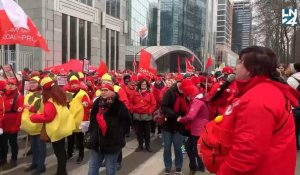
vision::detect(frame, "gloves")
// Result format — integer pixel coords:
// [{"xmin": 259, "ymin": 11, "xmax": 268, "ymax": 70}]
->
[
  {"xmin": 0, "ymin": 128, "xmax": 3, "ymax": 135},
  {"xmin": 80, "ymin": 121, "xmax": 90, "ymax": 133}
]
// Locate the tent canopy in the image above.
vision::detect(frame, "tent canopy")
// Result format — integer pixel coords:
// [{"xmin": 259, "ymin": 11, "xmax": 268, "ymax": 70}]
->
[{"xmin": 44, "ymin": 59, "xmax": 97, "ymax": 73}]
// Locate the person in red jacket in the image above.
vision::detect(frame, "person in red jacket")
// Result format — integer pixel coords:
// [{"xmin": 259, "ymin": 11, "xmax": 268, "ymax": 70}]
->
[
  {"xmin": 0, "ymin": 79, "xmax": 24, "ymax": 170},
  {"xmin": 199, "ymin": 46, "xmax": 298, "ymax": 175},
  {"xmin": 152, "ymin": 76, "xmax": 167, "ymax": 137},
  {"xmin": 177, "ymin": 79, "xmax": 209, "ymax": 174},
  {"xmin": 131, "ymin": 78, "xmax": 156, "ymax": 152}
]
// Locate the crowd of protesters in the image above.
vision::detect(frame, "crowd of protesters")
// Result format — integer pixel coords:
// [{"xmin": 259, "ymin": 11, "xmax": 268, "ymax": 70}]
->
[{"xmin": 0, "ymin": 46, "xmax": 298, "ymax": 175}]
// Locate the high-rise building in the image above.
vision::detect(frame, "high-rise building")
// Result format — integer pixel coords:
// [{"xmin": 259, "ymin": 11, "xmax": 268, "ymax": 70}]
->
[
  {"xmin": 160, "ymin": 0, "xmax": 207, "ymax": 58},
  {"xmin": 0, "ymin": 0, "xmax": 128, "ymax": 71},
  {"xmin": 125, "ymin": 0, "xmax": 157, "ymax": 69},
  {"xmin": 216, "ymin": 0, "xmax": 233, "ymax": 48},
  {"xmin": 232, "ymin": 0, "xmax": 252, "ymax": 54}
]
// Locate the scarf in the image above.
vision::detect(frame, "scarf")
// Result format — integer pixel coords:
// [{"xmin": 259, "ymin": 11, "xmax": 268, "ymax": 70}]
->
[
  {"xmin": 96, "ymin": 107, "xmax": 108, "ymax": 136},
  {"xmin": 174, "ymin": 93, "xmax": 188, "ymax": 114}
]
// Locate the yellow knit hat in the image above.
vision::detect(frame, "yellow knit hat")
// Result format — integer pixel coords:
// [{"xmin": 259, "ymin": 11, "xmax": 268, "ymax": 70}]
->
[
  {"xmin": 78, "ymin": 72, "xmax": 84, "ymax": 79},
  {"xmin": 30, "ymin": 76, "xmax": 40, "ymax": 83},
  {"xmin": 69, "ymin": 75, "xmax": 79, "ymax": 84},
  {"xmin": 101, "ymin": 73, "xmax": 112, "ymax": 81},
  {"xmin": 40, "ymin": 77, "xmax": 54, "ymax": 90}
]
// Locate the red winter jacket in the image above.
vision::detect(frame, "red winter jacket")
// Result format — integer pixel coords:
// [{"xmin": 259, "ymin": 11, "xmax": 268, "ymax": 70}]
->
[
  {"xmin": 3, "ymin": 90, "xmax": 24, "ymax": 133},
  {"xmin": 204, "ymin": 77, "xmax": 297, "ymax": 175},
  {"xmin": 207, "ymin": 81, "xmax": 237, "ymax": 120},
  {"xmin": 123, "ymin": 85, "xmax": 136, "ymax": 103},
  {"xmin": 0, "ymin": 95, "xmax": 4, "ymax": 129},
  {"xmin": 131, "ymin": 90, "xmax": 156, "ymax": 114},
  {"xmin": 152, "ymin": 83, "xmax": 168, "ymax": 109}
]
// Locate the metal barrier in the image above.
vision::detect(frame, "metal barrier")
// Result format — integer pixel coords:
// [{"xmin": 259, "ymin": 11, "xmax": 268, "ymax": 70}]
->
[{"xmin": 0, "ymin": 50, "xmax": 39, "ymax": 71}]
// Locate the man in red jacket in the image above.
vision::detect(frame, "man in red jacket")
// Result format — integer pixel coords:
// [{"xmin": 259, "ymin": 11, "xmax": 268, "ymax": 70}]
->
[{"xmin": 0, "ymin": 79, "xmax": 24, "ymax": 170}]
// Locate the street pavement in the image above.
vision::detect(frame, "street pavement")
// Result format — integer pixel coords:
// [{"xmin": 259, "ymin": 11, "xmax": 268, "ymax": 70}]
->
[{"xmin": 0, "ymin": 132, "xmax": 299, "ymax": 175}]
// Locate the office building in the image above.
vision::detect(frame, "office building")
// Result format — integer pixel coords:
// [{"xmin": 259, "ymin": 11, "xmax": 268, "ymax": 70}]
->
[{"xmin": 232, "ymin": 0, "xmax": 252, "ymax": 54}]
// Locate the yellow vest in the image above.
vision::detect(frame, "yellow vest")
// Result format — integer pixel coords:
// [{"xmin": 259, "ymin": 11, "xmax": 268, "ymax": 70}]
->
[
  {"xmin": 46, "ymin": 99, "xmax": 75, "ymax": 142},
  {"xmin": 69, "ymin": 89, "xmax": 90, "ymax": 132},
  {"xmin": 21, "ymin": 92, "xmax": 43, "ymax": 135},
  {"xmin": 95, "ymin": 85, "xmax": 121, "ymax": 97}
]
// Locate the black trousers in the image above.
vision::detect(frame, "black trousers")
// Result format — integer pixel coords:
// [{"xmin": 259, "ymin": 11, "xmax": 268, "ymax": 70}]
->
[
  {"xmin": 185, "ymin": 135, "xmax": 204, "ymax": 171},
  {"xmin": 0, "ymin": 133, "xmax": 18, "ymax": 161},
  {"xmin": 67, "ymin": 132, "xmax": 84, "ymax": 158},
  {"xmin": 134, "ymin": 120, "xmax": 151, "ymax": 147},
  {"xmin": 52, "ymin": 138, "xmax": 68, "ymax": 175}
]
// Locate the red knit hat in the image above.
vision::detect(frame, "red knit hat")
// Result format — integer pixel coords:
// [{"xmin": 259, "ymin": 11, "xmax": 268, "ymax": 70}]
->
[
  {"xmin": 174, "ymin": 74, "xmax": 183, "ymax": 82},
  {"xmin": 86, "ymin": 76, "xmax": 95, "ymax": 84},
  {"xmin": 180, "ymin": 79, "xmax": 199, "ymax": 97},
  {"xmin": 130, "ymin": 75, "xmax": 138, "ymax": 82},
  {"xmin": 101, "ymin": 83, "xmax": 114, "ymax": 92},
  {"xmin": 6, "ymin": 79, "xmax": 17, "ymax": 85},
  {"xmin": 191, "ymin": 76, "xmax": 200, "ymax": 85},
  {"xmin": 41, "ymin": 77, "xmax": 54, "ymax": 90}
]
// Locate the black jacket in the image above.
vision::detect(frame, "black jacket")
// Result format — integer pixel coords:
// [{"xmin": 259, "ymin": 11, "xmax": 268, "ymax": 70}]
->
[
  {"xmin": 89, "ymin": 95, "xmax": 130, "ymax": 153},
  {"xmin": 161, "ymin": 84, "xmax": 186, "ymax": 132}
]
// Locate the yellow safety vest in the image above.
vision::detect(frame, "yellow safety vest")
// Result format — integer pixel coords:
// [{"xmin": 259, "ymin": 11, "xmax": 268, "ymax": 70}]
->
[
  {"xmin": 21, "ymin": 92, "xmax": 43, "ymax": 135},
  {"xmin": 46, "ymin": 99, "xmax": 75, "ymax": 142},
  {"xmin": 69, "ymin": 89, "xmax": 90, "ymax": 132}
]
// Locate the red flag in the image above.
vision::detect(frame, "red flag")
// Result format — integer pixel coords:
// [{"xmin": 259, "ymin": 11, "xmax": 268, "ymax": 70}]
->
[
  {"xmin": 205, "ymin": 56, "xmax": 213, "ymax": 69},
  {"xmin": 138, "ymin": 49, "xmax": 157, "ymax": 77},
  {"xmin": 97, "ymin": 59, "xmax": 108, "ymax": 78},
  {"xmin": 185, "ymin": 57, "xmax": 194, "ymax": 73},
  {"xmin": 0, "ymin": 0, "xmax": 49, "ymax": 51},
  {"xmin": 177, "ymin": 55, "xmax": 181, "ymax": 74}
]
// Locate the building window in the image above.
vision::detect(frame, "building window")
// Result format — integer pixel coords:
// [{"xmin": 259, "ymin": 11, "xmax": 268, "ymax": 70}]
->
[
  {"xmin": 62, "ymin": 14, "xmax": 68, "ymax": 63},
  {"xmin": 111, "ymin": 30, "xmax": 115, "ymax": 70},
  {"xmin": 79, "ymin": 19, "xmax": 85, "ymax": 59},
  {"xmin": 70, "ymin": 16, "xmax": 77, "ymax": 58},
  {"xmin": 106, "ymin": 29, "xmax": 119, "ymax": 70},
  {"xmin": 106, "ymin": 0, "xmax": 120, "ymax": 18},
  {"xmin": 106, "ymin": 29, "xmax": 110, "ymax": 67},
  {"xmin": 62, "ymin": 15, "xmax": 91, "ymax": 62},
  {"xmin": 116, "ymin": 31, "xmax": 119, "ymax": 70},
  {"xmin": 76, "ymin": 0, "xmax": 93, "ymax": 6},
  {"xmin": 87, "ymin": 22, "xmax": 91, "ymax": 61}
]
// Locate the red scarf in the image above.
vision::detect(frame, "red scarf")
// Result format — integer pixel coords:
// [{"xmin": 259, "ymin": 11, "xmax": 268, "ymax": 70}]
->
[
  {"xmin": 174, "ymin": 93, "xmax": 188, "ymax": 114},
  {"xmin": 96, "ymin": 107, "xmax": 108, "ymax": 136}
]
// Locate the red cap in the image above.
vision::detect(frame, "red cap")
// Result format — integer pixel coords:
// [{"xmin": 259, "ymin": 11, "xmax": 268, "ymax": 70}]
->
[
  {"xmin": 222, "ymin": 66, "xmax": 234, "ymax": 74},
  {"xmin": 174, "ymin": 74, "xmax": 183, "ymax": 82}
]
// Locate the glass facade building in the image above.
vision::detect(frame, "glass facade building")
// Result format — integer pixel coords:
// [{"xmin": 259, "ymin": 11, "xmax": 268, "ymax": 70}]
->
[
  {"xmin": 232, "ymin": 0, "xmax": 252, "ymax": 54},
  {"xmin": 160, "ymin": 0, "xmax": 207, "ymax": 58},
  {"xmin": 216, "ymin": 0, "xmax": 233, "ymax": 48},
  {"xmin": 126, "ymin": 0, "xmax": 157, "ymax": 69}
]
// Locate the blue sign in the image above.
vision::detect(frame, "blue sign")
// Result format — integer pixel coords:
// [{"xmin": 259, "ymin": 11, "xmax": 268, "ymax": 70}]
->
[{"xmin": 282, "ymin": 9, "xmax": 298, "ymax": 26}]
